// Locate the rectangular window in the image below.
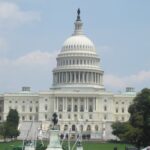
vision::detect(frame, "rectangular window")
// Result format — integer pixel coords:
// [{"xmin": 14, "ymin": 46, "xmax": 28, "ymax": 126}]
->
[
  {"xmin": 36, "ymin": 107, "xmax": 38, "ymax": 112},
  {"xmin": 116, "ymin": 108, "xmax": 118, "ymax": 113},
  {"xmin": 80, "ymin": 105, "xmax": 84, "ymax": 112},
  {"xmin": 30, "ymin": 107, "xmax": 32, "ymax": 112},
  {"xmin": 67, "ymin": 105, "xmax": 71, "ymax": 112}
]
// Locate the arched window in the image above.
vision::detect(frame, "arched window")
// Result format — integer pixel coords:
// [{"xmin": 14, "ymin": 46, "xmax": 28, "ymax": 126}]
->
[
  {"xmin": 87, "ymin": 125, "xmax": 91, "ymax": 131},
  {"xmin": 72, "ymin": 125, "xmax": 76, "ymax": 131}
]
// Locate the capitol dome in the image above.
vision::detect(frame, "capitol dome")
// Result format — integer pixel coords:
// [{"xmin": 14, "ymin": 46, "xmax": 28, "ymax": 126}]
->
[{"xmin": 52, "ymin": 9, "xmax": 104, "ymax": 90}]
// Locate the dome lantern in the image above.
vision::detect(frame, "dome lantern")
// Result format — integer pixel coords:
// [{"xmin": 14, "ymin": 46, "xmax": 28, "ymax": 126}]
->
[{"xmin": 73, "ymin": 8, "xmax": 83, "ymax": 35}]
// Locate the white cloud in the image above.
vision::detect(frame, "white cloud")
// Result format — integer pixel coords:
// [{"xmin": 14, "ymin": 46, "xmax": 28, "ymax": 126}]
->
[
  {"xmin": 0, "ymin": 2, "xmax": 40, "ymax": 27},
  {"xmin": 104, "ymin": 71, "xmax": 150, "ymax": 90},
  {"xmin": 15, "ymin": 51, "xmax": 57, "ymax": 65},
  {"xmin": 0, "ymin": 50, "xmax": 58, "ymax": 66},
  {"xmin": 0, "ymin": 50, "xmax": 58, "ymax": 92}
]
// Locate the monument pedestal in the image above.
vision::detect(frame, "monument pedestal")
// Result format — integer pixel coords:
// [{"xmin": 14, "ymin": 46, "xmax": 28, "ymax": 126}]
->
[{"xmin": 46, "ymin": 129, "xmax": 63, "ymax": 150}]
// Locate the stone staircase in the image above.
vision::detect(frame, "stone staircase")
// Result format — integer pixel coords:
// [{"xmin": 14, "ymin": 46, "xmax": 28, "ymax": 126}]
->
[{"xmin": 18, "ymin": 121, "xmax": 42, "ymax": 140}]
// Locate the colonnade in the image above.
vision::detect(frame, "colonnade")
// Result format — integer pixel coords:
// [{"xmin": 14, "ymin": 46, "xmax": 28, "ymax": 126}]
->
[
  {"xmin": 54, "ymin": 97, "xmax": 96, "ymax": 113},
  {"xmin": 53, "ymin": 71, "xmax": 103, "ymax": 85}
]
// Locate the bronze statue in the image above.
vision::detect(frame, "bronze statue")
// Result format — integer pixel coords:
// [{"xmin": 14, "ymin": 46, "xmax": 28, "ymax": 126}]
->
[
  {"xmin": 77, "ymin": 8, "xmax": 81, "ymax": 21},
  {"xmin": 52, "ymin": 113, "xmax": 58, "ymax": 126},
  {"xmin": 77, "ymin": 8, "xmax": 80, "ymax": 16}
]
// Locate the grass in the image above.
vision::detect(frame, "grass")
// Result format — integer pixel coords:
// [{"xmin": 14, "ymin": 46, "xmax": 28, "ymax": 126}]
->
[
  {"xmin": 0, "ymin": 140, "xmax": 127, "ymax": 150},
  {"xmin": 0, "ymin": 140, "xmax": 22, "ymax": 150}
]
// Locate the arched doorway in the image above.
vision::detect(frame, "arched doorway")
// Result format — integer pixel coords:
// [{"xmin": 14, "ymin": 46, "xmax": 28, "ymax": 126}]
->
[{"xmin": 72, "ymin": 125, "xmax": 76, "ymax": 131}]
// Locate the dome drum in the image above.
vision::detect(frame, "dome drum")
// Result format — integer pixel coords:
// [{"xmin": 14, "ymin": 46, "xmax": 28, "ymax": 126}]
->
[{"xmin": 52, "ymin": 70, "xmax": 104, "ymax": 88}]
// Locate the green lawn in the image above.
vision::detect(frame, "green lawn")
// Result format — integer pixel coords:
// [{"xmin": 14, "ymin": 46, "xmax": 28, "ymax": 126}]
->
[
  {"xmin": 82, "ymin": 142, "xmax": 126, "ymax": 150},
  {"xmin": 0, "ymin": 140, "xmax": 22, "ymax": 150},
  {"xmin": 0, "ymin": 140, "xmax": 126, "ymax": 150}
]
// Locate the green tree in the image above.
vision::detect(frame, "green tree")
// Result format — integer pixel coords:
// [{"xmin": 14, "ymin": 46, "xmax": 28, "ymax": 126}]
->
[
  {"xmin": 112, "ymin": 88, "xmax": 150, "ymax": 148},
  {"xmin": 0, "ymin": 122, "xmax": 7, "ymax": 141},
  {"xmin": 5, "ymin": 109, "xmax": 20, "ymax": 140}
]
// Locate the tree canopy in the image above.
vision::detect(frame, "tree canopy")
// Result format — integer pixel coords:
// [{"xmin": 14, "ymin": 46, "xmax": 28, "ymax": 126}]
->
[
  {"xmin": 112, "ymin": 88, "xmax": 150, "ymax": 148},
  {"xmin": 0, "ymin": 109, "xmax": 20, "ymax": 140}
]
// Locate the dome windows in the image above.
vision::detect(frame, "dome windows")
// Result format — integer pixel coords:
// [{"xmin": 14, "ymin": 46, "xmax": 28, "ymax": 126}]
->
[{"xmin": 57, "ymin": 57, "xmax": 99, "ymax": 67}]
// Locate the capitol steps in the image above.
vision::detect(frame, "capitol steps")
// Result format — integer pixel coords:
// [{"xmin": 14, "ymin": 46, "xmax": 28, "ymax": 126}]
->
[{"xmin": 17, "ymin": 121, "xmax": 42, "ymax": 140}]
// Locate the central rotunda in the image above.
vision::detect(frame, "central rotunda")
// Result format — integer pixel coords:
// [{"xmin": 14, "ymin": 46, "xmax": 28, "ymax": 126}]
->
[{"xmin": 52, "ymin": 9, "xmax": 104, "ymax": 90}]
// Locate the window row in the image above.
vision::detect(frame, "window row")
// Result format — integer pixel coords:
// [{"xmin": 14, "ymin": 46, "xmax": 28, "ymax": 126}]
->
[
  {"xmin": 63, "ymin": 44, "xmax": 94, "ymax": 50},
  {"xmin": 57, "ymin": 58, "xmax": 99, "ymax": 66},
  {"xmin": 58, "ymin": 114, "xmax": 93, "ymax": 120},
  {"xmin": 9, "ymin": 100, "xmax": 38, "ymax": 104},
  {"xmin": 58, "ymin": 104, "xmax": 93, "ymax": 112},
  {"xmin": 8, "ymin": 106, "xmax": 39, "ymax": 113},
  {"xmin": 115, "ymin": 108, "xmax": 125, "ymax": 113}
]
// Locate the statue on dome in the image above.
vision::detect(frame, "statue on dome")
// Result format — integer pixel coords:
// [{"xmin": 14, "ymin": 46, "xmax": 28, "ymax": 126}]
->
[
  {"xmin": 77, "ymin": 8, "xmax": 80, "ymax": 16},
  {"xmin": 77, "ymin": 8, "xmax": 81, "ymax": 21}
]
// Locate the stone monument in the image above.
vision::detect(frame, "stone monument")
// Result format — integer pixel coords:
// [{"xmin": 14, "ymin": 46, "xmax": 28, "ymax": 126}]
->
[{"xmin": 46, "ymin": 113, "xmax": 63, "ymax": 150}]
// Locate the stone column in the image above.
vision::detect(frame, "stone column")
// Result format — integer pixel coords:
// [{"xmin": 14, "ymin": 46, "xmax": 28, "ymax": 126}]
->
[
  {"xmin": 54, "ymin": 97, "xmax": 56, "ymax": 112},
  {"xmin": 59, "ymin": 72, "xmax": 60, "ymax": 83},
  {"xmin": 78, "ymin": 98, "xmax": 79, "ymax": 112},
  {"xmin": 74, "ymin": 72, "xmax": 76, "ymax": 83},
  {"xmin": 56, "ymin": 97, "xmax": 58, "ymax": 112},
  {"xmin": 87, "ymin": 98, "xmax": 89, "ymax": 112},
  {"xmin": 95, "ymin": 97, "xmax": 96, "ymax": 111},
  {"xmin": 95, "ymin": 73, "xmax": 96, "ymax": 83},
  {"xmin": 66, "ymin": 72, "xmax": 68, "ymax": 83},
  {"xmin": 87, "ymin": 72, "xmax": 89, "ymax": 83},
  {"xmin": 84, "ymin": 98, "xmax": 86, "ymax": 112},
  {"xmin": 63, "ymin": 97, "xmax": 65, "ymax": 111},
  {"xmin": 83, "ymin": 72, "xmax": 85, "ymax": 83},
  {"xmin": 71, "ymin": 97, "xmax": 73, "ymax": 112},
  {"xmin": 79, "ymin": 72, "xmax": 80, "ymax": 83},
  {"xmin": 85, "ymin": 97, "xmax": 88, "ymax": 112},
  {"xmin": 70, "ymin": 72, "xmax": 72, "ymax": 83},
  {"xmin": 91, "ymin": 72, "xmax": 93, "ymax": 83}
]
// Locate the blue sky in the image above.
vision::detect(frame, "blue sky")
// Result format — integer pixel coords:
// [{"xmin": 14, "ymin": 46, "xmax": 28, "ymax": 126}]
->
[{"xmin": 0, "ymin": 0, "xmax": 150, "ymax": 93}]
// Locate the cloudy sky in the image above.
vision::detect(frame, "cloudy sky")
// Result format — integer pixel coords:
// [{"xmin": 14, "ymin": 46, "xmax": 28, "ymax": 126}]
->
[{"xmin": 0, "ymin": 0, "xmax": 150, "ymax": 93}]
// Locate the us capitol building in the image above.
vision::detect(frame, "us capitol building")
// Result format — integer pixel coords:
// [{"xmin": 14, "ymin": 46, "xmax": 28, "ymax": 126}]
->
[{"xmin": 0, "ymin": 10, "xmax": 136, "ymax": 140}]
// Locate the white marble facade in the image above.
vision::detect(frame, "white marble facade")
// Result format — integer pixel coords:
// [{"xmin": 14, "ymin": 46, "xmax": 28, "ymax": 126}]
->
[{"xmin": 0, "ymin": 10, "xmax": 136, "ymax": 140}]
